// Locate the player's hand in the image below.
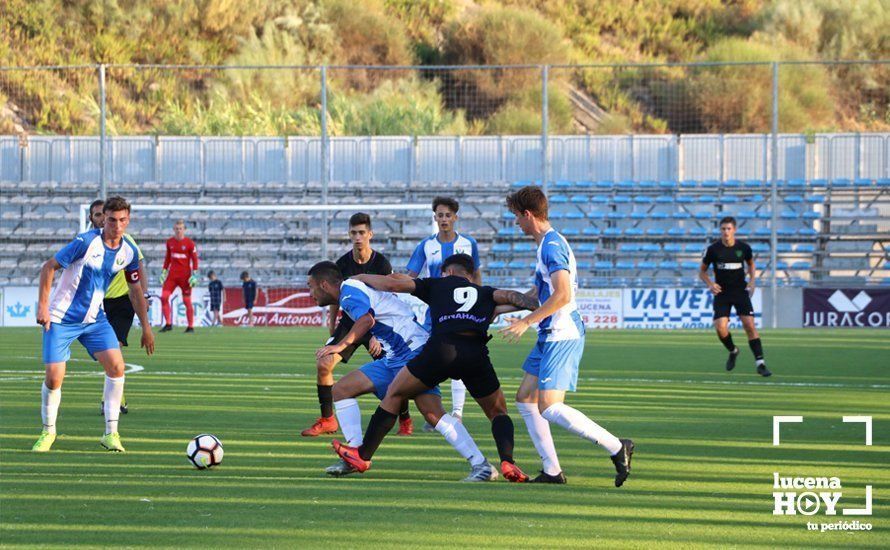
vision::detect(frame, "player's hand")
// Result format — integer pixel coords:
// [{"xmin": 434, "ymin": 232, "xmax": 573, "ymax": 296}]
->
[
  {"xmin": 141, "ymin": 328, "xmax": 155, "ymax": 356},
  {"xmin": 36, "ymin": 306, "xmax": 51, "ymax": 332},
  {"xmin": 317, "ymin": 342, "xmax": 347, "ymax": 361},
  {"xmin": 499, "ymin": 318, "xmax": 530, "ymax": 343},
  {"xmin": 160, "ymin": 269, "xmax": 168, "ymax": 285},
  {"xmin": 368, "ymin": 336, "xmax": 383, "ymax": 358},
  {"xmin": 188, "ymin": 274, "xmax": 198, "ymax": 287},
  {"xmin": 709, "ymin": 282, "xmax": 722, "ymax": 295},
  {"xmin": 746, "ymin": 282, "xmax": 756, "ymax": 296}
]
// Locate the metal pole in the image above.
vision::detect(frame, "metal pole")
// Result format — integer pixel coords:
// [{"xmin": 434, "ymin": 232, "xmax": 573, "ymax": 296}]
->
[
  {"xmin": 541, "ymin": 65, "xmax": 549, "ymax": 195},
  {"xmin": 769, "ymin": 62, "xmax": 779, "ymax": 329},
  {"xmin": 320, "ymin": 66, "xmax": 329, "ymax": 260},
  {"xmin": 98, "ymin": 63, "xmax": 107, "ymax": 199}
]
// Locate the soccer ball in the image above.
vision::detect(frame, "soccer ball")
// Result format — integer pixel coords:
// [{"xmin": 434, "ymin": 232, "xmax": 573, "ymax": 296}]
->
[{"xmin": 186, "ymin": 434, "xmax": 224, "ymax": 469}]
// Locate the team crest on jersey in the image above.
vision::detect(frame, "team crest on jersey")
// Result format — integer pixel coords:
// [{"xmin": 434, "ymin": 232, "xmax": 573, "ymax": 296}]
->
[
  {"xmin": 736, "ymin": 250, "xmax": 743, "ymax": 258},
  {"xmin": 116, "ymin": 257, "xmax": 125, "ymax": 266}
]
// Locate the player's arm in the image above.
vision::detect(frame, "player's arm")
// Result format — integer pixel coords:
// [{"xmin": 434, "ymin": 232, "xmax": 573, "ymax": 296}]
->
[
  {"xmin": 499, "ymin": 270, "xmax": 571, "ymax": 343},
  {"xmin": 188, "ymin": 243, "xmax": 199, "ymax": 286},
  {"xmin": 745, "ymin": 257, "xmax": 756, "ymax": 295},
  {"xmin": 316, "ymin": 312, "xmax": 375, "ymax": 360},
  {"xmin": 161, "ymin": 242, "xmax": 171, "ymax": 283},
  {"xmin": 138, "ymin": 260, "xmax": 149, "ymax": 296},
  {"xmin": 471, "ymin": 239, "xmax": 483, "ymax": 285},
  {"xmin": 352, "ymin": 273, "xmax": 417, "ymax": 294},
  {"xmin": 492, "ymin": 289, "xmax": 540, "ymax": 316},
  {"xmin": 127, "ymin": 275, "xmax": 155, "ymax": 356},
  {"xmin": 36, "ymin": 257, "xmax": 61, "ymax": 331},
  {"xmin": 699, "ymin": 261, "xmax": 721, "ymax": 295},
  {"xmin": 327, "ymin": 303, "xmax": 340, "ymax": 335}
]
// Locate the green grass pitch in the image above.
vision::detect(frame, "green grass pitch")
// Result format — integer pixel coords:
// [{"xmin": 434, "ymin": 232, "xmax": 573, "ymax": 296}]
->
[{"xmin": 1, "ymin": 327, "xmax": 887, "ymax": 548}]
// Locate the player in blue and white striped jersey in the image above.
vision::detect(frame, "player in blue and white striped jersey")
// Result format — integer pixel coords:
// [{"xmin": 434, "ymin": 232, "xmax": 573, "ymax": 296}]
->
[
  {"xmin": 308, "ymin": 261, "xmax": 497, "ymax": 481},
  {"xmin": 406, "ymin": 197, "xmax": 480, "ymax": 425},
  {"xmin": 32, "ymin": 196, "xmax": 154, "ymax": 453},
  {"xmin": 499, "ymin": 186, "xmax": 634, "ymax": 487}
]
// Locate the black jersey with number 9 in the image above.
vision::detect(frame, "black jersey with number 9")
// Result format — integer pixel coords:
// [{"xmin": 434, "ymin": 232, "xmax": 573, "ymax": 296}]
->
[{"xmin": 411, "ymin": 276, "xmax": 497, "ymax": 337}]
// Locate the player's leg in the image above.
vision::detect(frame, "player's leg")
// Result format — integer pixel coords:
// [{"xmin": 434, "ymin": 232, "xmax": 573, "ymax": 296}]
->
[
  {"xmin": 535, "ymin": 338, "xmax": 634, "ymax": 487},
  {"xmin": 301, "ymin": 352, "xmax": 342, "ymax": 437},
  {"xmin": 516, "ymin": 343, "xmax": 563, "ymax": 480},
  {"xmin": 85, "ymin": 321, "xmax": 128, "ymax": 451},
  {"xmin": 160, "ymin": 277, "xmax": 176, "ymax": 330},
  {"xmin": 450, "ymin": 379, "xmax": 466, "ymax": 421},
  {"xmin": 34, "ymin": 323, "xmax": 80, "ymax": 451},
  {"xmin": 714, "ymin": 298, "xmax": 739, "ymax": 371},
  {"xmin": 180, "ymin": 280, "xmax": 194, "ymax": 332},
  {"xmin": 740, "ymin": 313, "xmax": 770, "ymax": 376},
  {"xmin": 100, "ymin": 296, "xmax": 133, "ymax": 416}
]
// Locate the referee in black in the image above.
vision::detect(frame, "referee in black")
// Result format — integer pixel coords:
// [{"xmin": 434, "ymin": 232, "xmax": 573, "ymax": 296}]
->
[
  {"xmin": 301, "ymin": 213, "xmax": 415, "ymax": 436},
  {"xmin": 700, "ymin": 216, "xmax": 771, "ymax": 377}
]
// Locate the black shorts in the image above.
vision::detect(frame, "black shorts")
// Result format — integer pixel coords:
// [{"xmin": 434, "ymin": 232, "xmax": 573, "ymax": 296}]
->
[
  {"xmin": 326, "ymin": 315, "xmax": 374, "ymax": 363},
  {"xmin": 244, "ymin": 299, "xmax": 254, "ymax": 310},
  {"xmin": 104, "ymin": 295, "xmax": 135, "ymax": 346},
  {"xmin": 406, "ymin": 334, "xmax": 500, "ymax": 399},
  {"xmin": 713, "ymin": 290, "xmax": 754, "ymax": 319}
]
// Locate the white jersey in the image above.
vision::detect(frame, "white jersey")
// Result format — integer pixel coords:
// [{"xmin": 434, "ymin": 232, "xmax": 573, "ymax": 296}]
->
[
  {"xmin": 406, "ymin": 233, "xmax": 479, "ymax": 278},
  {"xmin": 49, "ymin": 228, "xmax": 140, "ymax": 324},
  {"xmin": 338, "ymin": 279, "xmax": 429, "ymax": 360},
  {"xmin": 534, "ymin": 229, "xmax": 584, "ymax": 342}
]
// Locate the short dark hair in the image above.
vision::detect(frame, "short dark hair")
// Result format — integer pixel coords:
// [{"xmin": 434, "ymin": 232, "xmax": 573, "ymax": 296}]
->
[
  {"xmin": 442, "ymin": 253, "xmax": 475, "ymax": 276},
  {"xmin": 349, "ymin": 212, "xmax": 372, "ymax": 229},
  {"xmin": 308, "ymin": 261, "xmax": 343, "ymax": 286},
  {"xmin": 240, "ymin": 271, "xmax": 250, "ymax": 280},
  {"xmin": 506, "ymin": 186, "xmax": 548, "ymax": 220},
  {"xmin": 719, "ymin": 216, "xmax": 737, "ymax": 227},
  {"xmin": 89, "ymin": 199, "xmax": 104, "ymax": 213},
  {"xmin": 103, "ymin": 196, "xmax": 130, "ymax": 213},
  {"xmin": 432, "ymin": 196, "xmax": 459, "ymax": 214},
  {"xmin": 207, "ymin": 270, "xmax": 216, "ymax": 277}
]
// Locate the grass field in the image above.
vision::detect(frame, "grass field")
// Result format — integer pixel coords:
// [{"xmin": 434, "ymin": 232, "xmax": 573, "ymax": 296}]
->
[{"xmin": 1, "ymin": 327, "xmax": 888, "ymax": 548}]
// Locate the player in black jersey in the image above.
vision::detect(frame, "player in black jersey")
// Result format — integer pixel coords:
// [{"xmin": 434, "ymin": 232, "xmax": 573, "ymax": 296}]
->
[
  {"xmin": 331, "ymin": 254, "xmax": 539, "ymax": 482},
  {"xmin": 700, "ymin": 217, "xmax": 771, "ymax": 377},
  {"xmin": 301, "ymin": 213, "xmax": 415, "ymax": 437}
]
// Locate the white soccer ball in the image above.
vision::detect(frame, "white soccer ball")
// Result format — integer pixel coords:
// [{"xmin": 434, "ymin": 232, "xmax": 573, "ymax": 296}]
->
[{"xmin": 187, "ymin": 434, "xmax": 224, "ymax": 469}]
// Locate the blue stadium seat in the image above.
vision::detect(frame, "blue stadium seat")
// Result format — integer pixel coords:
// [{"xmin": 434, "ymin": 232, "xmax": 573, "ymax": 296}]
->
[
  {"xmin": 576, "ymin": 243, "xmax": 597, "ymax": 253},
  {"xmin": 658, "ymin": 180, "xmax": 678, "ymax": 190},
  {"xmin": 550, "ymin": 194, "xmax": 568, "ymax": 203},
  {"xmin": 570, "ymin": 194, "xmax": 588, "ymax": 204},
  {"xmin": 640, "ymin": 243, "xmax": 661, "ymax": 252},
  {"xmin": 787, "ymin": 179, "xmax": 807, "ymax": 188},
  {"xmin": 650, "ymin": 212, "xmax": 668, "ymax": 220},
  {"xmin": 590, "ymin": 195, "xmax": 609, "ymax": 204},
  {"xmin": 633, "ymin": 196, "xmax": 653, "ymax": 204},
  {"xmin": 492, "ymin": 243, "xmax": 512, "ymax": 253},
  {"xmin": 619, "ymin": 243, "xmax": 641, "ymax": 252},
  {"xmin": 488, "ymin": 260, "xmax": 506, "ymax": 269},
  {"xmin": 702, "ymin": 180, "xmax": 720, "ymax": 189},
  {"xmin": 639, "ymin": 180, "xmax": 657, "ymax": 189},
  {"xmin": 594, "ymin": 261, "xmax": 613, "ymax": 270},
  {"xmin": 791, "ymin": 261, "xmax": 812, "ymax": 270},
  {"xmin": 668, "ymin": 227, "xmax": 687, "ymax": 236},
  {"xmin": 806, "ymin": 194, "xmax": 825, "ymax": 203},
  {"xmin": 777, "ymin": 228, "xmax": 795, "ymax": 236},
  {"xmin": 722, "ymin": 195, "xmax": 739, "ymax": 203},
  {"xmin": 676, "ymin": 196, "xmax": 695, "ymax": 204},
  {"xmin": 802, "ymin": 211, "xmax": 820, "ymax": 220},
  {"xmin": 607, "ymin": 212, "xmax": 626, "ymax": 220},
  {"xmin": 595, "ymin": 180, "xmax": 614, "ymax": 190},
  {"xmin": 555, "ymin": 180, "xmax": 574, "ymax": 189},
  {"xmin": 689, "ymin": 227, "xmax": 708, "ymax": 236},
  {"xmin": 751, "ymin": 243, "xmax": 770, "ymax": 253},
  {"xmin": 755, "ymin": 227, "xmax": 771, "ymax": 236},
  {"xmin": 735, "ymin": 228, "xmax": 750, "ymax": 237},
  {"xmin": 615, "ymin": 261, "xmax": 635, "ymax": 270},
  {"xmin": 655, "ymin": 195, "xmax": 673, "ymax": 204},
  {"xmin": 854, "ymin": 178, "xmax": 873, "ymax": 187},
  {"xmin": 550, "ymin": 211, "xmax": 565, "ymax": 220},
  {"xmin": 780, "ymin": 211, "xmax": 799, "ymax": 219},
  {"xmin": 502, "ymin": 212, "xmax": 515, "ymax": 220},
  {"xmin": 737, "ymin": 210, "xmax": 756, "ymax": 220},
  {"xmin": 618, "ymin": 180, "xmax": 635, "ymax": 189},
  {"xmin": 877, "ymin": 178, "xmax": 890, "ymax": 187},
  {"xmin": 604, "ymin": 228, "xmax": 621, "ymax": 237},
  {"xmin": 672, "ymin": 211, "xmax": 691, "ymax": 220},
  {"xmin": 746, "ymin": 193, "xmax": 765, "ymax": 202},
  {"xmin": 507, "ymin": 260, "xmax": 528, "ymax": 269},
  {"xmin": 756, "ymin": 211, "xmax": 772, "ymax": 220},
  {"xmin": 699, "ymin": 195, "xmax": 717, "ymax": 203},
  {"xmin": 744, "ymin": 179, "xmax": 764, "ymax": 188},
  {"xmin": 630, "ymin": 212, "xmax": 648, "ymax": 220},
  {"xmin": 794, "ymin": 243, "xmax": 815, "ymax": 252},
  {"xmin": 680, "ymin": 260, "xmax": 700, "ymax": 270},
  {"xmin": 513, "ymin": 243, "xmax": 535, "ymax": 253},
  {"xmin": 587, "ymin": 212, "xmax": 606, "ymax": 220},
  {"xmin": 511, "ymin": 180, "xmax": 531, "ymax": 188},
  {"xmin": 576, "ymin": 261, "xmax": 592, "ymax": 271},
  {"xmin": 583, "ymin": 227, "xmax": 602, "ymax": 236},
  {"xmin": 565, "ymin": 211, "xmax": 585, "ymax": 220},
  {"xmin": 831, "ymin": 178, "xmax": 852, "ymax": 187},
  {"xmin": 660, "ymin": 260, "xmax": 680, "ymax": 270},
  {"xmin": 613, "ymin": 195, "xmax": 631, "ymax": 204},
  {"xmin": 798, "ymin": 228, "xmax": 818, "ymax": 236},
  {"xmin": 637, "ymin": 261, "xmax": 657, "ymax": 269},
  {"xmin": 811, "ymin": 178, "xmax": 829, "ymax": 187},
  {"xmin": 680, "ymin": 180, "xmax": 699, "ymax": 188},
  {"xmin": 624, "ymin": 228, "xmax": 644, "ymax": 236},
  {"xmin": 776, "ymin": 261, "xmax": 789, "ymax": 270},
  {"xmin": 562, "ymin": 228, "xmax": 580, "ymax": 236},
  {"xmin": 576, "ymin": 180, "xmax": 594, "ymax": 189},
  {"xmin": 784, "ymin": 195, "xmax": 804, "ymax": 203},
  {"xmin": 694, "ymin": 211, "xmax": 712, "ymax": 220},
  {"xmin": 663, "ymin": 243, "xmax": 683, "ymax": 252},
  {"xmin": 724, "ymin": 179, "xmax": 742, "ymax": 188}
]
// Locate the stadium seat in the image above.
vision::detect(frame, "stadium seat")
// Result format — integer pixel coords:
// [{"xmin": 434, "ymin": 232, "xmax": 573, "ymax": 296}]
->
[
  {"xmin": 791, "ymin": 261, "xmax": 812, "ymax": 270},
  {"xmin": 737, "ymin": 210, "xmax": 756, "ymax": 220},
  {"xmin": 659, "ymin": 260, "xmax": 680, "ymax": 270},
  {"xmin": 676, "ymin": 196, "xmax": 695, "ymax": 204},
  {"xmin": 576, "ymin": 243, "xmax": 597, "ymax": 253},
  {"xmin": 576, "ymin": 180, "xmax": 594, "ymax": 189},
  {"xmin": 787, "ymin": 179, "xmax": 806, "ymax": 188},
  {"xmin": 607, "ymin": 212, "xmax": 626, "ymax": 220},
  {"xmin": 876, "ymin": 178, "xmax": 890, "ymax": 187},
  {"xmin": 633, "ymin": 196, "xmax": 653, "ymax": 204},
  {"xmin": 854, "ymin": 178, "xmax": 873, "ymax": 187},
  {"xmin": 565, "ymin": 211, "xmax": 585, "ymax": 220},
  {"xmin": 595, "ymin": 180, "xmax": 614, "ymax": 190},
  {"xmin": 613, "ymin": 195, "xmax": 631, "ymax": 204},
  {"xmin": 492, "ymin": 243, "xmax": 511, "ymax": 253},
  {"xmin": 702, "ymin": 180, "xmax": 720, "ymax": 189},
  {"xmin": 637, "ymin": 261, "xmax": 657, "ymax": 269},
  {"xmin": 511, "ymin": 180, "xmax": 531, "ymax": 188},
  {"xmin": 618, "ymin": 180, "xmax": 635, "ymax": 189},
  {"xmin": 724, "ymin": 179, "xmax": 742, "ymax": 188},
  {"xmin": 680, "ymin": 180, "xmax": 698, "ymax": 188},
  {"xmin": 590, "ymin": 195, "xmax": 609, "ymax": 204},
  {"xmin": 699, "ymin": 195, "xmax": 717, "ymax": 203},
  {"xmin": 594, "ymin": 261, "xmax": 613, "ymax": 270},
  {"xmin": 570, "ymin": 194, "xmax": 588, "ymax": 204},
  {"xmin": 658, "ymin": 180, "xmax": 678, "ymax": 190},
  {"xmin": 672, "ymin": 211, "xmax": 691, "ymax": 220},
  {"xmin": 663, "ymin": 243, "xmax": 683, "ymax": 253},
  {"xmin": 679, "ymin": 260, "xmax": 700, "ymax": 270},
  {"xmin": 744, "ymin": 179, "xmax": 764, "ymax": 188},
  {"xmin": 780, "ymin": 210, "xmax": 799, "ymax": 219},
  {"xmin": 640, "ymin": 243, "xmax": 661, "ymax": 252},
  {"xmin": 777, "ymin": 228, "xmax": 795, "ymax": 236},
  {"xmin": 751, "ymin": 243, "xmax": 770, "ymax": 253},
  {"xmin": 488, "ymin": 261, "xmax": 506, "ymax": 270},
  {"xmin": 507, "ymin": 260, "xmax": 528, "ymax": 270},
  {"xmin": 576, "ymin": 261, "xmax": 592, "ymax": 271},
  {"xmin": 831, "ymin": 178, "xmax": 852, "ymax": 187},
  {"xmin": 802, "ymin": 211, "xmax": 820, "ymax": 220},
  {"xmin": 721, "ymin": 195, "xmax": 739, "ymax": 203},
  {"xmin": 550, "ymin": 211, "xmax": 565, "ymax": 220},
  {"xmin": 811, "ymin": 178, "xmax": 829, "ymax": 187},
  {"xmin": 550, "ymin": 195, "xmax": 568, "ymax": 203},
  {"xmin": 784, "ymin": 195, "xmax": 804, "ymax": 203},
  {"xmin": 650, "ymin": 212, "xmax": 668, "ymax": 220},
  {"xmin": 794, "ymin": 243, "xmax": 815, "ymax": 252},
  {"xmin": 797, "ymin": 228, "xmax": 818, "ymax": 236},
  {"xmin": 619, "ymin": 243, "xmax": 641, "ymax": 252},
  {"xmin": 639, "ymin": 180, "xmax": 657, "ymax": 189},
  {"xmin": 655, "ymin": 195, "xmax": 673, "ymax": 204},
  {"xmin": 562, "ymin": 228, "xmax": 580, "ymax": 236},
  {"xmin": 583, "ymin": 227, "xmax": 602, "ymax": 236},
  {"xmin": 603, "ymin": 228, "xmax": 622, "ymax": 237},
  {"xmin": 806, "ymin": 194, "xmax": 825, "ymax": 203},
  {"xmin": 615, "ymin": 261, "xmax": 635, "ymax": 270},
  {"xmin": 587, "ymin": 212, "xmax": 606, "ymax": 220},
  {"xmin": 630, "ymin": 212, "xmax": 648, "ymax": 220},
  {"xmin": 513, "ymin": 243, "xmax": 535, "ymax": 253},
  {"xmin": 555, "ymin": 180, "xmax": 574, "ymax": 189},
  {"xmin": 694, "ymin": 211, "xmax": 712, "ymax": 220},
  {"xmin": 689, "ymin": 227, "xmax": 708, "ymax": 236},
  {"xmin": 667, "ymin": 227, "xmax": 687, "ymax": 236}
]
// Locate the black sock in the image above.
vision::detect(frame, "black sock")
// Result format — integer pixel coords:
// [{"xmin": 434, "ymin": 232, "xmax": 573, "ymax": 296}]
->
[
  {"xmin": 749, "ymin": 338, "xmax": 764, "ymax": 361},
  {"xmin": 491, "ymin": 414, "xmax": 515, "ymax": 464},
  {"xmin": 358, "ymin": 406, "xmax": 398, "ymax": 461},
  {"xmin": 317, "ymin": 385, "xmax": 333, "ymax": 418},
  {"xmin": 719, "ymin": 333, "xmax": 736, "ymax": 352},
  {"xmin": 398, "ymin": 402, "xmax": 410, "ymax": 421}
]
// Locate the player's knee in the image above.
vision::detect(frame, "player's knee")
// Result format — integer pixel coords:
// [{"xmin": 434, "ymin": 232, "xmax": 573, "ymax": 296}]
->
[
  {"xmin": 316, "ymin": 355, "xmax": 336, "ymax": 375},
  {"xmin": 331, "ymin": 383, "xmax": 348, "ymax": 401}
]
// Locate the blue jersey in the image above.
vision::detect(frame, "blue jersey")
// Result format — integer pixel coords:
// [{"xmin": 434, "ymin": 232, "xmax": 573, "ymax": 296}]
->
[
  {"xmin": 49, "ymin": 228, "xmax": 140, "ymax": 324},
  {"xmin": 535, "ymin": 229, "xmax": 583, "ymax": 342},
  {"xmin": 406, "ymin": 233, "xmax": 479, "ymax": 278},
  {"xmin": 338, "ymin": 279, "xmax": 429, "ymax": 360}
]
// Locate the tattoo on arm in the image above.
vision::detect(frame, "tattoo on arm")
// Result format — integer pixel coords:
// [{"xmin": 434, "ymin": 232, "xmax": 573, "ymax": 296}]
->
[{"xmin": 501, "ymin": 290, "xmax": 539, "ymax": 311}]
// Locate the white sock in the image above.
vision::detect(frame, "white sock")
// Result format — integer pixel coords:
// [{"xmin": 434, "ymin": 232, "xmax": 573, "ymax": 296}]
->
[
  {"xmin": 103, "ymin": 375, "xmax": 125, "ymax": 435},
  {"xmin": 516, "ymin": 401, "xmax": 561, "ymax": 475},
  {"xmin": 334, "ymin": 398, "xmax": 363, "ymax": 447},
  {"xmin": 542, "ymin": 402, "xmax": 622, "ymax": 455},
  {"xmin": 451, "ymin": 379, "xmax": 466, "ymax": 417},
  {"xmin": 435, "ymin": 413, "xmax": 485, "ymax": 466},
  {"xmin": 41, "ymin": 383, "xmax": 61, "ymax": 435}
]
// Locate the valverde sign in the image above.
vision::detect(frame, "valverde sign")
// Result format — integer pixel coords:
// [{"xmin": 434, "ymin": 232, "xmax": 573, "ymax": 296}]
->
[{"xmin": 803, "ymin": 289, "xmax": 890, "ymax": 328}]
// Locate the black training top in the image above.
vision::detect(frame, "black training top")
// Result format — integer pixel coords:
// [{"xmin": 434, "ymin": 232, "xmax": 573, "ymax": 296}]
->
[
  {"xmin": 336, "ymin": 250, "xmax": 392, "ymax": 278},
  {"xmin": 208, "ymin": 280, "xmax": 223, "ymax": 300},
  {"xmin": 242, "ymin": 280, "xmax": 257, "ymax": 302},
  {"xmin": 702, "ymin": 239, "xmax": 753, "ymax": 291},
  {"xmin": 412, "ymin": 275, "xmax": 497, "ymax": 337}
]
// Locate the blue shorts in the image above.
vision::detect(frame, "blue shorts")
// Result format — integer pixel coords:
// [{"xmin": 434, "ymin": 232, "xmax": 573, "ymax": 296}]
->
[
  {"xmin": 522, "ymin": 337, "xmax": 585, "ymax": 392},
  {"xmin": 360, "ymin": 350, "xmax": 441, "ymax": 400},
  {"xmin": 42, "ymin": 320, "xmax": 120, "ymax": 364}
]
